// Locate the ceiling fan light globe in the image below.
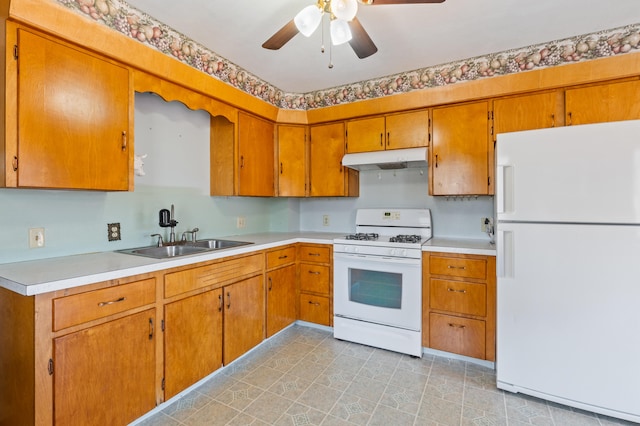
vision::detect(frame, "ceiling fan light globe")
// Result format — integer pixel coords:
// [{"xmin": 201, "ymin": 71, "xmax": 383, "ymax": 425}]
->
[
  {"xmin": 330, "ymin": 19, "xmax": 352, "ymax": 45},
  {"xmin": 294, "ymin": 5, "xmax": 322, "ymax": 37},
  {"xmin": 331, "ymin": 0, "xmax": 358, "ymax": 21}
]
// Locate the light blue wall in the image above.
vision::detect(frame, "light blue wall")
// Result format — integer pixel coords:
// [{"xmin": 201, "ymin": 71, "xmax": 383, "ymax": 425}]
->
[
  {"xmin": 299, "ymin": 167, "xmax": 494, "ymax": 238},
  {"xmin": 0, "ymin": 93, "xmax": 288, "ymax": 264},
  {"xmin": 0, "ymin": 92, "xmax": 492, "ymax": 265}
]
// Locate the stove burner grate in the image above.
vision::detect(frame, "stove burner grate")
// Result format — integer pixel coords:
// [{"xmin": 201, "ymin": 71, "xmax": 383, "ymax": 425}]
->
[
  {"xmin": 389, "ymin": 234, "xmax": 422, "ymax": 243},
  {"xmin": 345, "ymin": 233, "xmax": 379, "ymax": 241}
]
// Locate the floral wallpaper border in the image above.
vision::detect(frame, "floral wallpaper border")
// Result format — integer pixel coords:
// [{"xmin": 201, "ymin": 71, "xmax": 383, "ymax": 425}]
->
[{"xmin": 59, "ymin": 0, "xmax": 640, "ymax": 110}]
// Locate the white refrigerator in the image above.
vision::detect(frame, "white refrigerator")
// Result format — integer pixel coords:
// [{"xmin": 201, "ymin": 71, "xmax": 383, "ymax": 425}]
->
[{"xmin": 495, "ymin": 120, "xmax": 640, "ymax": 423}]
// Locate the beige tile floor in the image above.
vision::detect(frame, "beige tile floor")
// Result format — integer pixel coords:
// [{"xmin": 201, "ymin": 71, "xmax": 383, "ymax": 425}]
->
[{"xmin": 135, "ymin": 325, "xmax": 635, "ymax": 426}]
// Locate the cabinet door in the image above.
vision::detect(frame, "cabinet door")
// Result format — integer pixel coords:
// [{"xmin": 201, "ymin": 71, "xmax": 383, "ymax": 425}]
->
[
  {"xmin": 17, "ymin": 29, "xmax": 130, "ymax": 190},
  {"xmin": 299, "ymin": 294, "xmax": 331, "ymax": 326},
  {"xmin": 164, "ymin": 289, "xmax": 223, "ymax": 399},
  {"xmin": 53, "ymin": 309, "xmax": 156, "ymax": 426},
  {"xmin": 266, "ymin": 264, "xmax": 297, "ymax": 337},
  {"xmin": 494, "ymin": 92, "xmax": 561, "ymax": 137},
  {"xmin": 309, "ymin": 122, "xmax": 348, "ymax": 196},
  {"xmin": 238, "ymin": 112, "xmax": 275, "ymax": 196},
  {"xmin": 277, "ymin": 125, "xmax": 307, "ymax": 197},
  {"xmin": 430, "ymin": 312, "xmax": 485, "ymax": 359},
  {"xmin": 385, "ymin": 110, "xmax": 430, "ymax": 150},
  {"xmin": 346, "ymin": 116, "xmax": 385, "ymax": 153},
  {"xmin": 223, "ymin": 275, "xmax": 265, "ymax": 364},
  {"xmin": 565, "ymin": 80, "xmax": 640, "ymax": 125},
  {"xmin": 431, "ymin": 101, "xmax": 491, "ymax": 195}
]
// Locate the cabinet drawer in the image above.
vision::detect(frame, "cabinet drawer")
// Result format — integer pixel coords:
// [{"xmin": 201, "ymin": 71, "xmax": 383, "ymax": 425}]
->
[
  {"xmin": 430, "ymin": 279, "xmax": 486, "ymax": 316},
  {"xmin": 266, "ymin": 246, "xmax": 296, "ymax": 269},
  {"xmin": 297, "ymin": 245, "xmax": 330, "ymax": 263},
  {"xmin": 429, "ymin": 313, "xmax": 485, "ymax": 359},
  {"xmin": 299, "ymin": 264, "xmax": 330, "ymax": 295},
  {"xmin": 53, "ymin": 278, "xmax": 156, "ymax": 331},
  {"xmin": 430, "ymin": 256, "xmax": 487, "ymax": 280},
  {"xmin": 299, "ymin": 294, "xmax": 330, "ymax": 326},
  {"xmin": 165, "ymin": 253, "xmax": 263, "ymax": 298}
]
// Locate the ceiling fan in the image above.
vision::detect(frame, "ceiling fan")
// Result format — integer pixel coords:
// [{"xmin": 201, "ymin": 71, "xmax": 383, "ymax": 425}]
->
[{"xmin": 262, "ymin": 0, "xmax": 446, "ymax": 60}]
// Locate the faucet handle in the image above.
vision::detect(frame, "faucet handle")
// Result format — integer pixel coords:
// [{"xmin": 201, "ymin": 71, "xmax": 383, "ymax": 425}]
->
[
  {"xmin": 189, "ymin": 227, "xmax": 199, "ymax": 242},
  {"xmin": 150, "ymin": 233, "xmax": 164, "ymax": 247}
]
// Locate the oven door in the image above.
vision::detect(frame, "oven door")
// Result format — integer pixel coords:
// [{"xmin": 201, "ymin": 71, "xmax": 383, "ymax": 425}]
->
[{"xmin": 333, "ymin": 251, "xmax": 421, "ymax": 331}]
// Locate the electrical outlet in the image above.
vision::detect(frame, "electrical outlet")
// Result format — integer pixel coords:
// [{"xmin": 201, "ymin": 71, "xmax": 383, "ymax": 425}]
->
[
  {"xmin": 480, "ymin": 217, "xmax": 493, "ymax": 232},
  {"xmin": 108, "ymin": 223, "xmax": 121, "ymax": 241},
  {"xmin": 322, "ymin": 215, "xmax": 330, "ymax": 226},
  {"xmin": 236, "ymin": 216, "xmax": 246, "ymax": 229},
  {"xmin": 28, "ymin": 227, "xmax": 45, "ymax": 248}
]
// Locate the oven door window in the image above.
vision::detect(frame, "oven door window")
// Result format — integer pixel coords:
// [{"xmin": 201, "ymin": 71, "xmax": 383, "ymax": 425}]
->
[{"xmin": 349, "ymin": 268, "xmax": 402, "ymax": 309}]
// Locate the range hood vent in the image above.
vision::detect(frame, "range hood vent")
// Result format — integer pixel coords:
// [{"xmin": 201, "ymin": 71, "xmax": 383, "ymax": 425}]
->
[{"xmin": 342, "ymin": 147, "xmax": 428, "ymax": 171}]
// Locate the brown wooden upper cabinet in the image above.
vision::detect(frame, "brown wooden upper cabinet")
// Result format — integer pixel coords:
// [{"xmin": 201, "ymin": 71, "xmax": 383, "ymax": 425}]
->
[
  {"xmin": 309, "ymin": 122, "xmax": 359, "ymax": 197},
  {"xmin": 430, "ymin": 101, "xmax": 493, "ymax": 196},
  {"xmin": 346, "ymin": 110, "xmax": 430, "ymax": 153},
  {"xmin": 8, "ymin": 26, "xmax": 131, "ymax": 190},
  {"xmin": 237, "ymin": 112, "xmax": 275, "ymax": 196},
  {"xmin": 565, "ymin": 79, "xmax": 640, "ymax": 126},
  {"xmin": 493, "ymin": 91, "xmax": 563, "ymax": 138},
  {"xmin": 276, "ymin": 125, "xmax": 307, "ymax": 197}
]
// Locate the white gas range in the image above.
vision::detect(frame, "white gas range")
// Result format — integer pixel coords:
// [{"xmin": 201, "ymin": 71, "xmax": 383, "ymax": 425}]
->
[{"xmin": 333, "ymin": 209, "xmax": 432, "ymax": 357}]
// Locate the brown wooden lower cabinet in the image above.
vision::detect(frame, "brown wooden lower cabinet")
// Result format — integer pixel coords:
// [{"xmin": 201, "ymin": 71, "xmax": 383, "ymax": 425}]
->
[
  {"xmin": 423, "ymin": 251, "xmax": 496, "ymax": 361},
  {"xmin": 53, "ymin": 309, "xmax": 157, "ymax": 426},
  {"xmin": 0, "ymin": 243, "xmax": 338, "ymax": 425},
  {"xmin": 299, "ymin": 293, "xmax": 331, "ymax": 326},
  {"xmin": 429, "ymin": 312, "xmax": 486, "ymax": 360},
  {"xmin": 297, "ymin": 244, "xmax": 333, "ymax": 326},
  {"xmin": 164, "ymin": 289, "xmax": 223, "ymax": 399},
  {"xmin": 223, "ymin": 275, "xmax": 265, "ymax": 364}
]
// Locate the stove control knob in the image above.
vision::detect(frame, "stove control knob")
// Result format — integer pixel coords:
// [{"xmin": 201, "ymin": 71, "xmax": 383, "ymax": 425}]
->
[
  {"xmin": 390, "ymin": 249, "xmax": 397, "ymax": 256},
  {"xmin": 401, "ymin": 249, "xmax": 407, "ymax": 257},
  {"xmin": 353, "ymin": 246, "xmax": 359, "ymax": 253}
]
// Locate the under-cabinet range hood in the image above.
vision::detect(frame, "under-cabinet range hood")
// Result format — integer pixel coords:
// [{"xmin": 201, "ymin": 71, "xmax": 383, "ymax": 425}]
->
[{"xmin": 342, "ymin": 147, "xmax": 428, "ymax": 171}]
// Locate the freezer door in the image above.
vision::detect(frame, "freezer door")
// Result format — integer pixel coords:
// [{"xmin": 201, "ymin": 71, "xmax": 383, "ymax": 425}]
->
[
  {"xmin": 496, "ymin": 222, "xmax": 640, "ymax": 422},
  {"xmin": 496, "ymin": 120, "xmax": 640, "ymax": 224}
]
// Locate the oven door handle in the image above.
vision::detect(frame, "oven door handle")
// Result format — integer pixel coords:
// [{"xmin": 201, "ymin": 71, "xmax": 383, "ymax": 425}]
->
[{"xmin": 334, "ymin": 252, "xmax": 421, "ymax": 265}]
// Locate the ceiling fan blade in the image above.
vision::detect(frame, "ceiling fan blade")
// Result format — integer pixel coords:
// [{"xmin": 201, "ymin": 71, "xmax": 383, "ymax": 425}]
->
[
  {"xmin": 262, "ymin": 20, "xmax": 299, "ymax": 50},
  {"xmin": 361, "ymin": 0, "xmax": 445, "ymax": 4},
  {"xmin": 348, "ymin": 17, "xmax": 378, "ymax": 59}
]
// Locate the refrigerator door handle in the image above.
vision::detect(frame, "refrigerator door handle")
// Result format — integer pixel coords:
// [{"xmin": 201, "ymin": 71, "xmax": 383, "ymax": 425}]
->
[
  {"xmin": 497, "ymin": 229, "xmax": 514, "ymax": 278},
  {"xmin": 496, "ymin": 165, "xmax": 513, "ymax": 215}
]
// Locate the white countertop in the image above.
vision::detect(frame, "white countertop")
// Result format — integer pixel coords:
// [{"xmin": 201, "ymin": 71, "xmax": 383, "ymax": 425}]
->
[
  {"xmin": 0, "ymin": 232, "xmax": 343, "ymax": 296},
  {"xmin": 0, "ymin": 232, "xmax": 495, "ymax": 296},
  {"xmin": 422, "ymin": 237, "xmax": 496, "ymax": 256}
]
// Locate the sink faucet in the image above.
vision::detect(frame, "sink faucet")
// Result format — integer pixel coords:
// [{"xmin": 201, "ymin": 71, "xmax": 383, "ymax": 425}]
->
[
  {"xmin": 182, "ymin": 227, "xmax": 199, "ymax": 242},
  {"xmin": 151, "ymin": 233, "xmax": 164, "ymax": 247}
]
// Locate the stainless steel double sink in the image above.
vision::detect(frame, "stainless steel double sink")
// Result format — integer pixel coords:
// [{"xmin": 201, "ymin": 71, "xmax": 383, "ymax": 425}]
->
[{"xmin": 117, "ymin": 239, "xmax": 253, "ymax": 259}]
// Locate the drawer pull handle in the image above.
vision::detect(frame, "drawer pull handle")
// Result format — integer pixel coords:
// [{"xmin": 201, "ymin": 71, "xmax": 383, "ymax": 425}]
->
[
  {"xmin": 308, "ymin": 271, "xmax": 321, "ymax": 275},
  {"xmin": 218, "ymin": 294, "xmax": 223, "ymax": 312},
  {"xmin": 149, "ymin": 318, "xmax": 154, "ymax": 340},
  {"xmin": 278, "ymin": 255, "xmax": 288, "ymax": 259},
  {"xmin": 447, "ymin": 288, "xmax": 467, "ymax": 294},
  {"xmin": 308, "ymin": 253, "xmax": 321, "ymax": 256},
  {"xmin": 447, "ymin": 265, "xmax": 466, "ymax": 270},
  {"xmin": 268, "ymin": 276, "xmax": 273, "ymax": 291},
  {"xmin": 98, "ymin": 297, "xmax": 126, "ymax": 307},
  {"xmin": 308, "ymin": 301, "xmax": 321, "ymax": 306},
  {"xmin": 227, "ymin": 292, "xmax": 231, "ymax": 309},
  {"xmin": 448, "ymin": 323, "xmax": 466, "ymax": 329}
]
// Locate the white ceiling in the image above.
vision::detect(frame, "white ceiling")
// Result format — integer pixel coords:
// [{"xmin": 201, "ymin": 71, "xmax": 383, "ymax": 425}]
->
[{"xmin": 125, "ymin": 0, "xmax": 640, "ymax": 93}]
